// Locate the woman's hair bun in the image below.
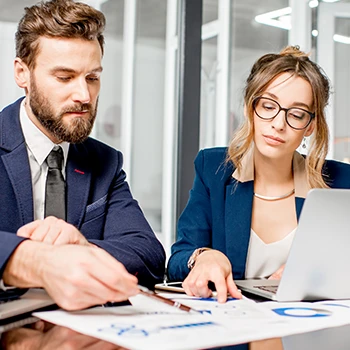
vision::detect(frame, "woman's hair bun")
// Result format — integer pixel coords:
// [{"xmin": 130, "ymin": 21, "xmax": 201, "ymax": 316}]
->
[{"xmin": 279, "ymin": 45, "xmax": 309, "ymax": 58}]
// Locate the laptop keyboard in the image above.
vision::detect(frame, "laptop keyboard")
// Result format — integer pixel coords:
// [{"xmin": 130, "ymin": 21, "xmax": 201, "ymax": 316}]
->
[{"xmin": 255, "ymin": 285, "xmax": 278, "ymax": 294}]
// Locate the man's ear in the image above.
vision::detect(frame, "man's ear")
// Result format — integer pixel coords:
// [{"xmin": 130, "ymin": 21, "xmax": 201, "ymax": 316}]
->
[
  {"xmin": 304, "ymin": 119, "xmax": 315, "ymax": 137},
  {"xmin": 14, "ymin": 58, "xmax": 30, "ymax": 89}
]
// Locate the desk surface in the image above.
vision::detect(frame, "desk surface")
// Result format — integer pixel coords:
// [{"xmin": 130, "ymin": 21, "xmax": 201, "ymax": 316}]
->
[{"xmin": 1, "ymin": 319, "xmax": 349, "ymax": 350}]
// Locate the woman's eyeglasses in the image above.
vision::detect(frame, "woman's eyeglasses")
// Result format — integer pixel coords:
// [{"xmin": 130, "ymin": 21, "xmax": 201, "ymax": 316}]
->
[{"xmin": 253, "ymin": 97, "xmax": 315, "ymax": 130}]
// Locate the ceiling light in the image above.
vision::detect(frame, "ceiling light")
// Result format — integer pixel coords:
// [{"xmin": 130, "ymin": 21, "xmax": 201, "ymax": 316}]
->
[
  {"xmin": 312, "ymin": 30, "xmax": 319, "ymax": 37},
  {"xmin": 255, "ymin": 7, "xmax": 292, "ymax": 30},
  {"xmin": 333, "ymin": 34, "xmax": 350, "ymax": 44},
  {"xmin": 309, "ymin": 0, "xmax": 319, "ymax": 8},
  {"xmin": 322, "ymin": 0, "xmax": 340, "ymax": 3}
]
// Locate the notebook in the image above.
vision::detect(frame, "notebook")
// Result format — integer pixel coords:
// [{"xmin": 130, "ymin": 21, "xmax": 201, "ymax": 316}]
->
[
  {"xmin": 0, "ymin": 288, "xmax": 56, "ymax": 326},
  {"xmin": 235, "ymin": 188, "xmax": 350, "ymax": 302}
]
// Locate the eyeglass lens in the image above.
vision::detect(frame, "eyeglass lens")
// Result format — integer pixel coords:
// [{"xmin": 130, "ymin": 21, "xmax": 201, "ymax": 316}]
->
[{"xmin": 254, "ymin": 97, "xmax": 311, "ymax": 130}]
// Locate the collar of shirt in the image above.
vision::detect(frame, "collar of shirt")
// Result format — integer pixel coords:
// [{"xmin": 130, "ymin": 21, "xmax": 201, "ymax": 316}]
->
[
  {"xmin": 231, "ymin": 144, "xmax": 309, "ymax": 199},
  {"xmin": 19, "ymin": 98, "xmax": 70, "ymax": 173}
]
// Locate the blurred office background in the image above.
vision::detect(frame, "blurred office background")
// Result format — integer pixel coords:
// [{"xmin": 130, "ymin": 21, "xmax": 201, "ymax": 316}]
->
[{"xmin": 0, "ymin": 0, "xmax": 349, "ymax": 257}]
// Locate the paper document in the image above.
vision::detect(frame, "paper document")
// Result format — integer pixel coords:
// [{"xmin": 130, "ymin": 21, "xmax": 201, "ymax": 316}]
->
[{"xmin": 34, "ymin": 294, "xmax": 350, "ymax": 350}]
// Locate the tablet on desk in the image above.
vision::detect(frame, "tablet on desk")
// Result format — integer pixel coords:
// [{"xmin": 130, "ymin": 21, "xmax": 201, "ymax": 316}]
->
[
  {"xmin": 155, "ymin": 281, "xmax": 217, "ymax": 293},
  {"xmin": 155, "ymin": 282, "xmax": 185, "ymax": 293}
]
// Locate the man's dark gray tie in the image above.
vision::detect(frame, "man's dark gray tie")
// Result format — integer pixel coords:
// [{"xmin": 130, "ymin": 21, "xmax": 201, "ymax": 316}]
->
[{"xmin": 45, "ymin": 147, "xmax": 66, "ymax": 220}]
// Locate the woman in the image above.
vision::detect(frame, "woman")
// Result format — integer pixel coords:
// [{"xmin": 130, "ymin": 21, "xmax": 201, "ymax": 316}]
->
[{"xmin": 167, "ymin": 46, "xmax": 350, "ymax": 303}]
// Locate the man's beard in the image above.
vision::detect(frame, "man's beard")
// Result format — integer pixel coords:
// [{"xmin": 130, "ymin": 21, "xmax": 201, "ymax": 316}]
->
[{"xmin": 29, "ymin": 77, "xmax": 98, "ymax": 143}]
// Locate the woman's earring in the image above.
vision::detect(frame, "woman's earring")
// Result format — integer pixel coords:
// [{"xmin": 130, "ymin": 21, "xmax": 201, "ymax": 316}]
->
[{"xmin": 302, "ymin": 137, "xmax": 307, "ymax": 149}]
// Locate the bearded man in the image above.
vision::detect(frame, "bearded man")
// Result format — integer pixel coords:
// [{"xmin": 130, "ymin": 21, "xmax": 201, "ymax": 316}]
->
[{"xmin": 0, "ymin": 0, "xmax": 165, "ymax": 310}]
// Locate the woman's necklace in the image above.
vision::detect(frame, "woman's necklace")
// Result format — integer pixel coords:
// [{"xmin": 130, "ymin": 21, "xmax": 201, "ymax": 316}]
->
[{"xmin": 254, "ymin": 189, "xmax": 295, "ymax": 201}]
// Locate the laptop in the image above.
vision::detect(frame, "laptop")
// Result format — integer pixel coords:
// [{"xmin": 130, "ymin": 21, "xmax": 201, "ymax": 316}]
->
[
  {"xmin": 235, "ymin": 188, "xmax": 350, "ymax": 302},
  {"xmin": 0, "ymin": 288, "xmax": 56, "ymax": 326}
]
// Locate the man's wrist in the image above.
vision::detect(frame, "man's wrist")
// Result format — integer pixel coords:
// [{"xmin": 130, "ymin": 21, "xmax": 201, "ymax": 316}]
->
[{"xmin": 3, "ymin": 240, "xmax": 51, "ymax": 288}]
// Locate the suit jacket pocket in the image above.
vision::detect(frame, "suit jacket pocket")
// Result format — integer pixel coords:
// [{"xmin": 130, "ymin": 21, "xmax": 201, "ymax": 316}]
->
[{"xmin": 84, "ymin": 194, "xmax": 108, "ymax": 223}]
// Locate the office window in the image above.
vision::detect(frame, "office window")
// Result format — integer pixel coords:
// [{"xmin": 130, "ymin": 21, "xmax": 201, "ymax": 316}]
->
[
  {"xmin": 229, "ymin": 1, "xmax": 289, "ymax": 137},
  {"xmin": 94, "ymin": 0, "xmax": 124, "ymax": 152},
  {"xmin": 334, "ymin": 25, "xmax": 350, "ymax": 162},
  {"xmin": 200, "ymin": 0, "xmax": 289, "ymax": 148},
  {"xmin": 130, "ymin": 2, "xmax": 167, "ymax": 233},
  {"xmin": 316, "ymin": 1, "xmax": 350, "ymax": 162},
  {"xmin": 0, "ymin": 0, "xmax": 167, "ymax": 237},
  {"xmin": 0, "ymin": 21, "xmax": 22, "ymax": 109}
]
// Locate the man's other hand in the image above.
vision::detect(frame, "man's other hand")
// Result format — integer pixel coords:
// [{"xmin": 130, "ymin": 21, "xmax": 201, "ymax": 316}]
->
[
  {"xmin": 1, "ymin": 321, "xmax": 127, "ymax": 349},
  {"xmin": 17, "ymin": 217, "xmax": 90, "ymax": 246}
]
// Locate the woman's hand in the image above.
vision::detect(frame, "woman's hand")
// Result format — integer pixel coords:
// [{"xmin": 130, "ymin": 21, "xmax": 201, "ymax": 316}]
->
[
  {"xmin": 268, "ymin": 264, "xmax": 285, "ymax": 280},
  {"xmin": 182, "ymin": 249, "xmax": 241, "ymax": 303}
]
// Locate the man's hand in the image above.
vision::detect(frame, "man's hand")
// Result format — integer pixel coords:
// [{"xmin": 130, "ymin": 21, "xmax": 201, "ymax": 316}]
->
[
  {"xmin": 17, "ymin": 217, "xmax": 90, "ymax": 246},
  {"xmin": 1, "ymin": 321, "xmax": 127, "ymax": 350},
  {"xmin": 3, "ymin": 241, "xmax": 139, "ymax": 310},
  {"xmin": 182, "ymin": 249, "xmax": 241, "ymax": 303}
]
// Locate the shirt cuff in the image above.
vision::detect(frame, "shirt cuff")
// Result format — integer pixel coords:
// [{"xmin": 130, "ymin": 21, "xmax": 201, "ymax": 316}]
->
[{"xmin": 0, "ymin": 279, "xmax": 17, "ymax": 291}]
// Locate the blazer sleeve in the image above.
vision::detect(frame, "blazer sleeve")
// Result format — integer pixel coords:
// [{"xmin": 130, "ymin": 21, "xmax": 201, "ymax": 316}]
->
[
  {"xmin": 0, "ymin": 233, "xmax": 27, "ymax": 276},
  {"xmin": 87, "ymin": 151, "xmax": 165, "ymax": 288},
  {"xmin": 167, "ymin": 150, "xmax": 213, "ymax": 281},
  {"xmin": 0, "ymin": 233, "xmax": 29, "ymax": 299}
]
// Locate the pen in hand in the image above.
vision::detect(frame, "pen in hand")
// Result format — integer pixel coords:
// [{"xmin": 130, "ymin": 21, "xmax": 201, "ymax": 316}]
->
[{"xmin": 137, "ymin": 285, "xmax": 199, "ymax": 313}]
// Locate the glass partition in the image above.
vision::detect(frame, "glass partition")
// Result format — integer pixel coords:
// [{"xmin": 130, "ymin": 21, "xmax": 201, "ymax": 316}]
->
[
  {"xmin": 317, "ymin": 1, "xmax": 350, "ymax": 162},
  {"xmin": 200, "ymin": 0, "xmax": 289, "ymax": 149},
  {"xmin": 131, "ymin": 1, "xmax": 167, "ymax": 233}
]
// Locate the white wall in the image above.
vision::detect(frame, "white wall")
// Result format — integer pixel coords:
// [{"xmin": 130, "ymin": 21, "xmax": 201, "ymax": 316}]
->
[
  {"xmin": 0, "ymin": 22, "xmax": 23, "ymax": 111},
  {"xmin": 334, "ymin": 42, "xmax": 350, "ymax": 163}
]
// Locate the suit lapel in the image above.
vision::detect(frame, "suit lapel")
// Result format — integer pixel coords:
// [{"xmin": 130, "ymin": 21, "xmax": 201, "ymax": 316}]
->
[
  {"xmin": 2, "ymin": 144, "xmax": 34, "ymax": 225},
  {"xmin": 66, "ymin": 143, "xmax": 91, "ymax": 228},
  {"xmin": 225, "ymin": 180, "xmax": 254, "ymax": 279},
  {"xmin": 0, "ymin": 98, "xmax": 34, "ymax": 225},
  {"xmin": 295, "ymin": 197, "xmax": 304, "ymax": 220}
]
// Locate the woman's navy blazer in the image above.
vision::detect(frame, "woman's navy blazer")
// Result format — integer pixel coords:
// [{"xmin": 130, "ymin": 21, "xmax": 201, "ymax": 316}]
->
[{"xmin": 168, "ymin": 147, "xmax": 350, "ymax": 281}]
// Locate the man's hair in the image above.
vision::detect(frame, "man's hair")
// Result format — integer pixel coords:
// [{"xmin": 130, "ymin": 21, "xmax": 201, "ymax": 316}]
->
[
  {"xmin": 227, "ymin": 46, "xmax": 331, "ymax": 189},
  {"xmin": 15, "ymin": 0, "xmax": 106, "ymax": 69}
]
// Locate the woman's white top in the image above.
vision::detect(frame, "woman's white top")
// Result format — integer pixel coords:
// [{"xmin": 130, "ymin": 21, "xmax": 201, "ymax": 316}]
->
[
  {"xmin": 245, "ymin": 227, "xmax": 297, "ymax": 279},
  {"xmin": 231, "ymin": 147, "xmax": 309, "ymax": 279}
]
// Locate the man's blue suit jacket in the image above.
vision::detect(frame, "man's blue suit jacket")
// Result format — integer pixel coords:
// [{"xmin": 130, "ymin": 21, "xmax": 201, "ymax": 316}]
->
[
  {"xmin": 0, "ymin": 98, "xmax": 165, "ymax": 287},
  {"xmin": 168, "ymin": 147, "xmax": 350, "ymax": 281}
]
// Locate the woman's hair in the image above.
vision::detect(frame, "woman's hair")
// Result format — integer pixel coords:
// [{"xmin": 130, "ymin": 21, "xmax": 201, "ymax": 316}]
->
[
  {"xmin": 227, "ymin": 46, "xmax": 331, "ymax": 188},
  {"xmin": 15, "ymin": 0, "xmax": 106, "ymax": 69}
]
